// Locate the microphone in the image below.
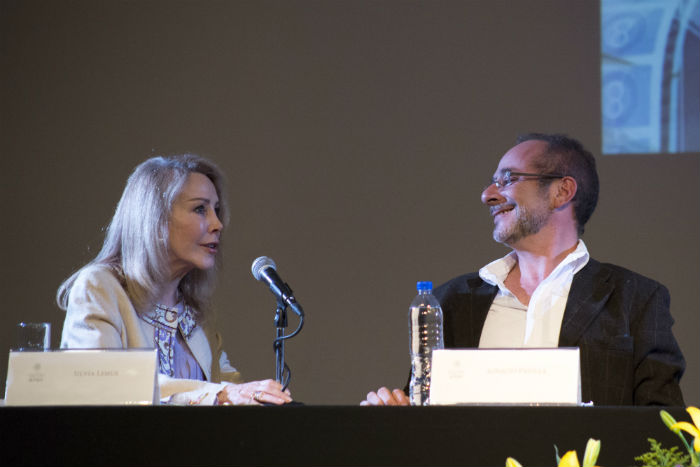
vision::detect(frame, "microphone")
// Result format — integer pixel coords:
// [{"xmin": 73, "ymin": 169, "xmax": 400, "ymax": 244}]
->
[{"xmin": 251, "ymin": 256, "xmax": 304, "ymax": 316}]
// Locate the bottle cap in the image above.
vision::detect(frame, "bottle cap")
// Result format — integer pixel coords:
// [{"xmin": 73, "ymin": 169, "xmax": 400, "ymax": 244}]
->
[{"xmin": 416, "ymin": 281, "xmax": 433, "ymax": 292}]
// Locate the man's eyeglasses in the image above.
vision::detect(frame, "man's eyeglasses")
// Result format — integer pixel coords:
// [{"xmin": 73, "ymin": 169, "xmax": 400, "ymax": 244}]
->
[{"xmin": 488, "ymin": 170, "xmax": 566, "ymax": 189}]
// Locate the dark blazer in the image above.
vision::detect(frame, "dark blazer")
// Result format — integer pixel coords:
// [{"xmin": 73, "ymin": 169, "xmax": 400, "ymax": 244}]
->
[{"xmin": 433, "ymin": 258, "xmax": 686, "ymax": 406}]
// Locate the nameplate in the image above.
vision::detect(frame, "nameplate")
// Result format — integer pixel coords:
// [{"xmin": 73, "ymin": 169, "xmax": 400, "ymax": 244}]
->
[
  {"xmin": 430, "ymin": 348, "xmax": 581, "ymax": 406},
  {"xmin": 4, "ymin": 349, "xmax": 158, "ymax": 406}
]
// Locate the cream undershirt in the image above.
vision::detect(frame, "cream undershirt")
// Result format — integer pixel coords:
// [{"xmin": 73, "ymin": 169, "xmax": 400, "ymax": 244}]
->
[{"xmin": 478, "ymin": 240, "xmax": 590, "ymax": 348}]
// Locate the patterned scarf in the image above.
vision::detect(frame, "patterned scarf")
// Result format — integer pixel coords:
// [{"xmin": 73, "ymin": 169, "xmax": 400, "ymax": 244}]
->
[{"xmin": 141, "ymin": 303, "xmax": 197, "ymax": 377}]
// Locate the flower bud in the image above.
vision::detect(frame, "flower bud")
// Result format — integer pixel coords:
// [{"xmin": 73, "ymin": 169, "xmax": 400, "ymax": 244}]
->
[
  {"xmin": 661, "ymin": 410, "xmax": 680, "ymax": 433},
  {"xmin": 582, "ymin": 438, "xmax": 601, "ymax": 467}
]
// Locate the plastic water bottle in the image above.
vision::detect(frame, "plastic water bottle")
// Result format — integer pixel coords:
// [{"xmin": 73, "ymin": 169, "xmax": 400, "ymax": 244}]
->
[{"xmin": 408, "ymin": 281, "xmax": 444, "ymax": 406}]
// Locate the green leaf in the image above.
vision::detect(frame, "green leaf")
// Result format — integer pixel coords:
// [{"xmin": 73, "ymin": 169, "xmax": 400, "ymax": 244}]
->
[{"xmin": 634, "ymin": 438, "xmax": 690, "ymax": 467}]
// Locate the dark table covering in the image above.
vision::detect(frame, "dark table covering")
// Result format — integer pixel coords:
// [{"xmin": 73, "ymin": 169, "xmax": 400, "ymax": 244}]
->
[{"xmin": 0, "ymin": 405, "xmax": 689, "ymax": 466}]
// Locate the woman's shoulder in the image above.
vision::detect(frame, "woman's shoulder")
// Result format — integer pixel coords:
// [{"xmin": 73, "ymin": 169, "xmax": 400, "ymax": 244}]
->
[
  {"xmin": 67, "ymin": 263, "xmax": 139, "ymax": 320},
  {"xmin": 72, "ymin": 263, "xmax": 126, "ymax": 293}
]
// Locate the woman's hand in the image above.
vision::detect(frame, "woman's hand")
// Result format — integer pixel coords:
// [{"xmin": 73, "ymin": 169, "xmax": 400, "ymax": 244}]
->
[{"xmin": 215, "ymin": 379, "xmax": 292, "ymax": 406}]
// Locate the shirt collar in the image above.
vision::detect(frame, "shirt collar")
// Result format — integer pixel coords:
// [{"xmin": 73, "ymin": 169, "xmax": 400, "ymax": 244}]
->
[
  {"xmin": 479, "ymin": 239, "xmax": 590, "ymax": 290},
  {"xmin": 142, "ymin": 302, "xmax": 197, "ymax": 339}
]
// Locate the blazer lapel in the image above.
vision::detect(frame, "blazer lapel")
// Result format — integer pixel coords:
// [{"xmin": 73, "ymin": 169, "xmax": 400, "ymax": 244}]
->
[
  {"xmin": 558, "ymin": 259, "xmax": 614, "ymax": 347},
  {"xmin": 468, "ymin": 276, "xmax": 497, "ymax": 347},
  {"xmin": 185, "ymin": 327, "xmax": 213, "ymax": 381}
]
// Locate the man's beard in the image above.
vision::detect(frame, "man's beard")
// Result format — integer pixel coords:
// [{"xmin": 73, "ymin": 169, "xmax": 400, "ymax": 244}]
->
[{"xmin": 493, "ymin": 203, "xmax": 551, "ymax": 245}]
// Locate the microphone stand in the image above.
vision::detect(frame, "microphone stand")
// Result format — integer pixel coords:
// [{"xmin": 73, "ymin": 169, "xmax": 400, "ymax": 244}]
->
[
  {"xmin": 274, "ymin": 298, "xmax": 288, "ymax": 386},
  {"xmin": 272, "ymin": 296, "xmax": 304, "ymax": 391}
]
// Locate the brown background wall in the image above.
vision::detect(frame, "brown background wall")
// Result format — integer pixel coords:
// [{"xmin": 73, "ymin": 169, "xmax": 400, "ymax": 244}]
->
[{"xmin": 1, "ymin": 0, "xmax": 697, "ymax": 405}]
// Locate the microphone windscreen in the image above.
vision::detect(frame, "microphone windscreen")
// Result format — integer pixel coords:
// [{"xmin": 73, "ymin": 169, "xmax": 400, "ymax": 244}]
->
[{"xmin": 251, "ymin": 256, "xmax": 277, "ymax": 281}]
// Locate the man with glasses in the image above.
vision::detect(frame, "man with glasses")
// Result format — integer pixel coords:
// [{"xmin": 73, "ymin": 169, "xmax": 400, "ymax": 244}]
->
[{"xmin": 363, "ymin": 133, "xmax": 685, "ymax": 406}]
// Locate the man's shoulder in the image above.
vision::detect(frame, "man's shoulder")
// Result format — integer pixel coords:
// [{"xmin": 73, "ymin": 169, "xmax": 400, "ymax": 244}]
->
[
  {"xmin": 583, "ymin": 258, "xmax": 665, "ymax": 288},
  {"xmin": 579, "ymin": 258, "xmax": 669, "ymax": 302},
  {"xmin": 434, "ymin": 272, "xmax": 488, "ymax": 298}
]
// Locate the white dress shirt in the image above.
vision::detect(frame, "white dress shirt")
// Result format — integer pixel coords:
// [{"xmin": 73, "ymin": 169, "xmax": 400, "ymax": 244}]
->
[{"xmin": 478, "ymin": 240, "xmax": 590, "ymax": 348}]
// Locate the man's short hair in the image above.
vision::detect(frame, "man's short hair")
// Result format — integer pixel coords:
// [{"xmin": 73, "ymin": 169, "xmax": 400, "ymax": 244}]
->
[{"xmin": 516, "ymin": 133, "xmax": 599, "ymax": 235}]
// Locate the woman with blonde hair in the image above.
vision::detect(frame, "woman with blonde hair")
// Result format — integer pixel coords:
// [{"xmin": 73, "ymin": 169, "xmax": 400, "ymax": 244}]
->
[{"xmin": 58, "ymin": 154, "xmax": 291, "ymax": 406}]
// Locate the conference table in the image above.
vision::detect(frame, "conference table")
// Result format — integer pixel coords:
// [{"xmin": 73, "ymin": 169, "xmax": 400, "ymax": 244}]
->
[{"xmin": 0, "ymin": 405, "xmax": 688, "ymax": 466}]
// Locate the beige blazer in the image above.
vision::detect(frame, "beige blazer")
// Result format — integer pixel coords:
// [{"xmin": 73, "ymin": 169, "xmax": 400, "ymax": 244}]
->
[{"xmin": 60, "ymin": 264, "xmax": 242, "ymax": 405}]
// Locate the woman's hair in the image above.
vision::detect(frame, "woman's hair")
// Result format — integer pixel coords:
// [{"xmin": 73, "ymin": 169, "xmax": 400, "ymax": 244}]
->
[{"xmin": 57, "ymin": 154, "xmax": 229, "ymax": 314}]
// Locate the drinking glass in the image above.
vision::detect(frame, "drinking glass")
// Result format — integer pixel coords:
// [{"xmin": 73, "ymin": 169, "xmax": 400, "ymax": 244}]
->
[{"xmin": 15, "ymin": 322, "xmax": 51, "ymax": 351}]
